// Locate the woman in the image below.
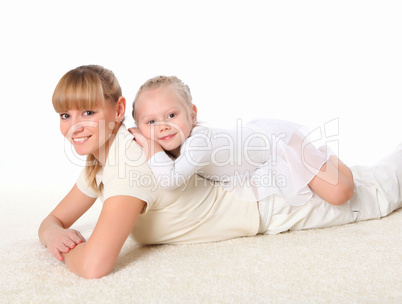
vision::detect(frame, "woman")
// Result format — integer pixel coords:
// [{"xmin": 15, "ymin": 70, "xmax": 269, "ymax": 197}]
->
[{"xmin": 38, "ymin": 65, "xmax": 402, "ymax": 279}]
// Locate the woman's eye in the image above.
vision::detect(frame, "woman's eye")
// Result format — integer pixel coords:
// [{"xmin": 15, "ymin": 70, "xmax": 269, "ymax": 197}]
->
[
  {"xmin": 147, "ymin": 120, "xmax": 156, "ymax": 125},
  {"xmin": 168, "ymin": 113, "xmax": 176, "ymax": 119},
  {"xmin": 60, "ymin": 113, "xmax": 69, "ymax": 120},
  {"xmin": 83, "ymin": 110, "xmax": 95, "ymax": 116}
]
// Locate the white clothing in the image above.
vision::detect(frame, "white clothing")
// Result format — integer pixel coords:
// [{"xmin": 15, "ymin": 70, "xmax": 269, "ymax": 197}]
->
[
  {"xmin": 149, "ymin": 119, "xmax": 333, "ymax": 206},
  {"xmin": 258, "ymin": 146, "xmax": 402, "ymax": 234},
  {"xmin": 76, "ymin": 125, "xmax": 260, "ymax": 245},
  {"xmin": 76, "ymin": 125, "xmax": 402, "ymax": 244}
]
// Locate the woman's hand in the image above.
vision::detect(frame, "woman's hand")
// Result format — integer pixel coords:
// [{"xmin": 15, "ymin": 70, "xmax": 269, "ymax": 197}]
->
[
  {"xmin": 44, "ymin": 224, "xmax": 86, "ymax": 261},
  {"xmin": 128, "ymin": 127, "xmax": 164, "ymax": 160},
  {"xmin": 38, "ymin": 185, "xmax": 96, "ymax": 262},
  {"xmin": 62, "ymin": 196, "xmax": 146, "ymax": 279}
]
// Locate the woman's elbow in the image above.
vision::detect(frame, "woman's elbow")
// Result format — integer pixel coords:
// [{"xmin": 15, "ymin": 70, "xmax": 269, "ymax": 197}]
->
[
  {"xmin": 80, "ymin": 259, "xmax": 113, "ymax": 279},
  {"xmin": 67, "ymin": 252, "xmax": 114, "ymax": 279},
  {"xmin": 81, "ymin": 269, "xmax": 109, "ymax": 280}
]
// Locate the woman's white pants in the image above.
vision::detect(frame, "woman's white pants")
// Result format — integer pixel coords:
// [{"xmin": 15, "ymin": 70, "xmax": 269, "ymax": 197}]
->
[{"xmin": 258, "ymin": 146, "xmax": 402, "ymax": 234}]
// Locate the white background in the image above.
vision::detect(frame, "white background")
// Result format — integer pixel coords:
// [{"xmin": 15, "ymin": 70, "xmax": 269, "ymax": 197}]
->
[{"xmin": 0, "ymin": 0, "xmax": 401, "ymax": 188}]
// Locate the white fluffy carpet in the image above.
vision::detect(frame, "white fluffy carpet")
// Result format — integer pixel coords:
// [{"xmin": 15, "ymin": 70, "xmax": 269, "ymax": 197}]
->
[{"xmin": 1, "ymin": 181, "xmax": 401, "ymax": 303}]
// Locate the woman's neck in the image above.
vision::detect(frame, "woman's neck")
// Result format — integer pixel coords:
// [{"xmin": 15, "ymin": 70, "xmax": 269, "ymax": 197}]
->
[{"xmin": 92, "ymin": 123, "xmax": 121, "ymax": 165}]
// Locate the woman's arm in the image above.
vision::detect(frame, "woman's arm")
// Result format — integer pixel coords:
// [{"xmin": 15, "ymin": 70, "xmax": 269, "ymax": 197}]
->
[
  {"xmin": 61, "ymin": 195, "xmax": 145, "ymax": 279},
  {"xmin": 38, "ymin": 184, "xmax": 97, "ymax": 261}
]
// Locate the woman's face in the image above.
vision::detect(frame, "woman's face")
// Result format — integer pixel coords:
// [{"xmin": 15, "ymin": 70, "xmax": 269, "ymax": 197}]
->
[
  {"xmin": 59, "ymin": 100, "xmax": 123, "ymax": 164},
  {"xmin": 135, "ymin": 87, "xmax": 196, "ymax": 156}
]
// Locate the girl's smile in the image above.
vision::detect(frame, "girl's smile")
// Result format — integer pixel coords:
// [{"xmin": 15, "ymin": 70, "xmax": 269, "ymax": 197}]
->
[{"xmin": 159, "ymin": 133, "xmax": 177, "ymax": 141}]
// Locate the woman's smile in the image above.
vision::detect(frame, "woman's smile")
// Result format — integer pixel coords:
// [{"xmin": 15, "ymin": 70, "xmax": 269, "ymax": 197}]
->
[{"xmin": 72, "ymin": 136, "xmax": 92, "ymax": 144}]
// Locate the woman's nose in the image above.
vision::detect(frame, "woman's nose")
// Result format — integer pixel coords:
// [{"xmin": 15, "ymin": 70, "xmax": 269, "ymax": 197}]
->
[
  {"xmin": 70, "ymin": 119, "xmax": 85, "ymax": 134},
  {"xmin": 68, "ymin": 118, "xmax": 96, "ymax": 136}
]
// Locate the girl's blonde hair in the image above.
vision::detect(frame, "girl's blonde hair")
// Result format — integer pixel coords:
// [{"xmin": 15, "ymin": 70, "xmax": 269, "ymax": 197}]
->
[
  {"xmin": 132, "ymin": 75, "xmax": 195, "ymax": 124},
  {"xmin": 52, "ymin": 65, "xmax": 122, "ymax": 194}
]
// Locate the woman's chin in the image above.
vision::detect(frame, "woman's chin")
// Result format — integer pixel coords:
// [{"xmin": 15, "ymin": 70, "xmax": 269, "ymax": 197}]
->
[
  {"xmin": 72, "ymin": 147, "xmax": 90, "ymax": 156},
  {"xmin": 76, "ymin": 151, "xmax": 89, "ymax": 156}
]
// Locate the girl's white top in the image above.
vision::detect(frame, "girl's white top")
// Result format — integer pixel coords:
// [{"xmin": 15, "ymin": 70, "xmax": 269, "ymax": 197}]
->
[{"xmin": 148, "ymin": 119, "xmax": 333, "ymax": 206}]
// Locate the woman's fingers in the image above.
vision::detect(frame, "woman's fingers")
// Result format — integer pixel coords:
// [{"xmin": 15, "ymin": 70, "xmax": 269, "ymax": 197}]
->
[
  {"xmin": 51, "ymin": 248, "xmax": 64, "ymax": 261},
  {"xmin": 47, "ymin": 229, "xmax": 86, "ymax": 262},
  {"xmin": 75, "ymin": 230, "xmax": 86, "ymax": 243},
  {"xmin": 66, "ymin": 229, "xmax": 86, "ymax": 245},
  {"xmin": 51, "ymin": 245, "xmax": 69, "ymax": 261},
  {"xmin": 59, "ymin": 242, "xmax": 73, "ymax": 252}
]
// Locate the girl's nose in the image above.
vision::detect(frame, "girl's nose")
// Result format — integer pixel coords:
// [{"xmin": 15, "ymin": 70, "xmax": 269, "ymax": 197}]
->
[{"xmin": 158, "ymin": 122, "xmax": 171, "ymax": 132}]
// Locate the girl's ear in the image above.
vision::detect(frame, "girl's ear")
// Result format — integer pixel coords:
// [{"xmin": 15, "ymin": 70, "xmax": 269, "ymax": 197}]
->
[
  {"xmin": 191, "ymin": 104, "xmax": 198, "ymax": 125},
  {"xmin": 116, "ymin": 97, "xmax": 126, "ymax": 122}
]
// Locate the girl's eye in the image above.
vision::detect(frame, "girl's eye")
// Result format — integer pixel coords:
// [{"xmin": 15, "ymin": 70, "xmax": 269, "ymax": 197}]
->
[
  {"xmin": 147, "ymin": 120, "xmax": 156, "ymax": 125},
  {"xmin": 168, "ymin": 113, "xmax": 176, "ymax": 119},
  {"xmin": 60, "ymin": 113, "xmax": 69, "ymax": 120},
  {"xmin": 83, "ymin": 110, "xmax": 95, "ymax": 116}
]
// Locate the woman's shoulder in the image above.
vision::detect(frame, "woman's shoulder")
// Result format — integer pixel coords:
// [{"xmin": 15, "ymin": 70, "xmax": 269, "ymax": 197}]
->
[
  {"xmin": 102, "ymin": 125, "xmax": 159, "ymax": 206},
  {"xmin": 110, "ymin": 125, "xmax": 147, "ymax": 164},
  {"xmin": 103, "ymin": 125, "xmax": 152, "ymax": 179}
]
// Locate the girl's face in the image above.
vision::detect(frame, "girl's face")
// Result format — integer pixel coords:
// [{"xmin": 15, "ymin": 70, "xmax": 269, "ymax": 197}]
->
[
  {"xmin": 135, "ymin": 87, "xmax": 196, "ymax": 156},
  {"xmin": 59, "ymin": 98, "xmax": 125, "ymax": 164}
]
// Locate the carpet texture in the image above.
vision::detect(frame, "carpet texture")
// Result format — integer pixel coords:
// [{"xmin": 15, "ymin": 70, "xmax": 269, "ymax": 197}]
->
[{"xmin": 1, "ymin": 182, "xmax": 401, "ymax": 303}]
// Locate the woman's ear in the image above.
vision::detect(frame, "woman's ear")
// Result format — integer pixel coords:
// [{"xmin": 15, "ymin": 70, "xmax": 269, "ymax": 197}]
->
[
  {"xmin": 191, "ymin": 104, "xmax": 198, "ymax": 126},
  {"xmin": 116, "ymin": 96, "xmax": 126, "ymax": 122}
]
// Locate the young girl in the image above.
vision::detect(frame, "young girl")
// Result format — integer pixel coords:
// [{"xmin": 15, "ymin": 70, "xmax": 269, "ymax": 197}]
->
[
  {"xmin": 39, "ymin": 65, "xmax": 402, "ymax": 279},
  {"xmin": 130, "ymin": 76, "xmax": 354, "ymax": 206}
]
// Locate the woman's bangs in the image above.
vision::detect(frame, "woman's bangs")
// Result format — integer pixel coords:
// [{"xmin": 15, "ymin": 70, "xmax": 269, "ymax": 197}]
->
[{"xmin": 52, "ymin": 70, "xmax": 105, "ymax": 113}]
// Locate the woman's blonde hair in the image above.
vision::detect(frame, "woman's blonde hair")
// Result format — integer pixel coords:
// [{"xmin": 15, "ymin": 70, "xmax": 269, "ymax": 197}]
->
[
  {"xmin": 52, "ymin": 65, "xmax": 122, "ymax": 194},
  {"xmin": 132, "ymin": 75, "xmax": 195, "ymax": 124}
]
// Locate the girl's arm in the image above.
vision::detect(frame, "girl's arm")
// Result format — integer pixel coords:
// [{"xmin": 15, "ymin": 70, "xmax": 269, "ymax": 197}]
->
[
  {"xmin": 130, "ymin": 127, "xmax": 209, "ymax": 190},
  {"xmin": 61, "ymin": 195, "xmax": 145, "ymax": 279},
  {"xmin": 147, "ymin": 152, "xmax": 199, "ymax": 189}
]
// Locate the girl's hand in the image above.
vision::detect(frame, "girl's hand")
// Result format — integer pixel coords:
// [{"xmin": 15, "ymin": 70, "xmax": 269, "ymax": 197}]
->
[
  {"xmin": 46, "ymin": 227, "xmax": 86, "ymax": 261},
  {"xmin": 128, "ymin": 127, "xmax": 148, "ymax": 148},
  {"xmin": 128, "ymin": 127, "xmax": 164, "ymax": 160}
]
